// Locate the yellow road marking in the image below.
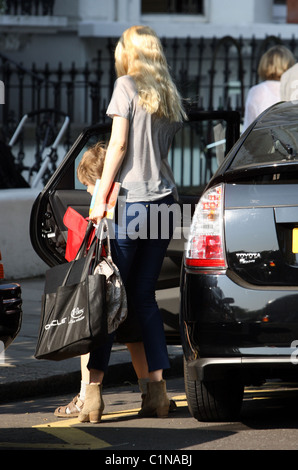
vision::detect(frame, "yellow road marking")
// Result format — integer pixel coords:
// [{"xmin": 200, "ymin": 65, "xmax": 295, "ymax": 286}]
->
[
  {"xmin": 1, "ymin": 387, "xmax": 294, "ymax": 449},
  {"xmin": 0, "ymin": 426, "xmax": 110, "ymax": 450},
  {"xmin": 172, "ymin": 394, "xmax": 187, "ymax": 401},
  {"xmin": 0, "ymin": 394, "xmax": 188, "ymax": 449},
  {"xmin": 37, "ymin": 426, "xmax": 110, "ymax": 450},
  {"xmin": 34, "ymin": 417, "xmax": 80, "ymax": 428},
  {"xmin": 30, "ymin": 386, "xmax": 296, "ymax": 450},
  {"xmin": 0, "ymin": 442, "xmax": 100, "ymax": 450},
  {"xmin": 251, "ymin": 397, "xmax": 271, "ymax": 401},
  {"xmin": 28, "ymin": 397, "xmax": 189, "ymax": 450}
]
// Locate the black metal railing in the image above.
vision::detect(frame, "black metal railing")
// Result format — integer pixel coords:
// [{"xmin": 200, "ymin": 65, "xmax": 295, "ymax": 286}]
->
[
  {"xmin": 0, "ymin": 33, "xmax": 297, "ymax": 184},
  {"xmin": 2, "ymin": 34, "xmax": 297, "ymax": 134}
]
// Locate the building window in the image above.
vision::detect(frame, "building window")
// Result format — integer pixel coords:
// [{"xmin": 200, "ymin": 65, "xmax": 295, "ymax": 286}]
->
[
  {"xmin": 273, "ymin": 0, "xmax": 287, "ymax": 23},
  {"xmin": 142, "ymin": 0, "xmax": 204, "ymax": 14}
]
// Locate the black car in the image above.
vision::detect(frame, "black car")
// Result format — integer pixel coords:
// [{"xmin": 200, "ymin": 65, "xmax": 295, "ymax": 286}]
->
[
  {"xmin": 29, "ymin": 109, "xmax": 239, "ymax": 344},
  {"xmin": 0, "ymin": 250, "xmax": 22, "ymax": 352},
  {"xmin": 181, "ymin": 100, "xmax": 298, "ymax": 422}
]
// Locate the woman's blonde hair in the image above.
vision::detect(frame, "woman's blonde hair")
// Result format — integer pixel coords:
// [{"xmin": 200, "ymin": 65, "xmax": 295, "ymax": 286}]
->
[
  {"xmin": 114, "ymin": 25, "xmax": 186, "ymax": 122},
  {"xmin": 77, "ymin": 142, "xmax": 107, "ymax": 185},
  {"xmin": 258, "ymin": 45, "xmax": 296, "ymax": 81}
]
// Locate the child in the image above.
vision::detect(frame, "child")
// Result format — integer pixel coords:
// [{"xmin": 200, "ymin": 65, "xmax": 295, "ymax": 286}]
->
[
  {"xmin": 77, "ymin": 141, "xmax": 120, "ymax": 220},
  {"xmin": 77, "ymin": 141, "xmax": 107, "ymax": 192},
  {"xmin": 55, "ymin": 141, "xmax": 109, "ymax": 418},
  {"xmin": 63, "ymin": 142, "xmax": 107, "ymax": 262}
]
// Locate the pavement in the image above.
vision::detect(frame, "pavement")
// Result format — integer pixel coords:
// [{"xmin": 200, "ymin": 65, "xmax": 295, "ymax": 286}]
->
[{"xmin": 0, "ymin": 276, "xmax": 183, "ymax": 403}]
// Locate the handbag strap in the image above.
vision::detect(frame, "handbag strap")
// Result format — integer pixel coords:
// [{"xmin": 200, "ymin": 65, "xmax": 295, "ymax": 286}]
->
[
  {"xmin": 79, "ymin": 218, "xmax": 113, "ymax": 281},
  {"xmin": 60, "ymin": 235, "xmax": 96, "ymax": 287},
  {"xmin": 97, "ymin": 218, "xmax": 112, "ymax": 257},
  {"xmin": 75, "ymin": 220, "xmax": 94, "ymax": 259}
]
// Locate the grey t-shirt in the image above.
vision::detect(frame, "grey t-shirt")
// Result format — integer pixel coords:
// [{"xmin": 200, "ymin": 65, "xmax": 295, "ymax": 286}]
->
[{"xmin": 106, "ymin": 75, "xmax": 182, "ymax": 202}]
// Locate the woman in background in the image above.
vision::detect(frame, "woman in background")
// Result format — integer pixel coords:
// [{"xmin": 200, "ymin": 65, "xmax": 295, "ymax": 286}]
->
[{"xmin": 243, "ymin": 45, "xmax": 295, "ymax": 131}]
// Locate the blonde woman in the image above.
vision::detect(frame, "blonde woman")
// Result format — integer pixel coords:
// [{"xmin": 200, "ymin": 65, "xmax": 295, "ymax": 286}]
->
[
  {"xmin": 78, "ymin": 25, "xmax": 186, "ymax": 423},
  {"xmin": 243, "ymin": 45, "xmax": 295, "ymax": 131}
]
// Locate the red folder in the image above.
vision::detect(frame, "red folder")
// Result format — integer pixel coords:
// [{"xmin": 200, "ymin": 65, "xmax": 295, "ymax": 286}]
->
[{"xmin": 63, "ymin": 207, "xmax": 89, "ymax": 261}]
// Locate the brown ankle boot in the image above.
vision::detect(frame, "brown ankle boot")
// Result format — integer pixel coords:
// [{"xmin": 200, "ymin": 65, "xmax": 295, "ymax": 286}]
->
[
  {"xmin": 138, "ymin": 380, "xmax": 170, "ymax": 418},
  {"xmin": 138, "ymin": 378, "xmax": 176, "ymax": 412},
  {"xmin": 78, "ymin": 383, "xmax": 104, "ymax": 424}
]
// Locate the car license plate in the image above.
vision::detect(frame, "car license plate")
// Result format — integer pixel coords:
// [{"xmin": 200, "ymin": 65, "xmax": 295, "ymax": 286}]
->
[{"xmin": 293, "ymin": 228, "xmax": 298, "ymax": 253}]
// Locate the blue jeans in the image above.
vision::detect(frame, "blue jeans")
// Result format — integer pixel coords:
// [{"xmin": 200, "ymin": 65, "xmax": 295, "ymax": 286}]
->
[{"xmin": 88, "ymin": 194, "xmax": 176, "ymax": 373}]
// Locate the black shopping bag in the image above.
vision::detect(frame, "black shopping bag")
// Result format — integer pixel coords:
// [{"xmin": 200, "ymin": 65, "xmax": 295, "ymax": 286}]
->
[{"xmin": 35, "ymin": 222, "xmax": 108, "ymax": 361}]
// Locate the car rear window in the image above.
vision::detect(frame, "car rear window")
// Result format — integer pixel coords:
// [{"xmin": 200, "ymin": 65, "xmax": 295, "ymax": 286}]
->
[{"xmin": 230, "ymin": 122, "xmax": 298, "ymax": 170}]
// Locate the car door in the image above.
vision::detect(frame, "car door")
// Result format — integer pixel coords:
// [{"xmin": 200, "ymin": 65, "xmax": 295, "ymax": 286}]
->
[{"xmin": 30, "ymin": 109, "xmax": 240, "ymax": 344}]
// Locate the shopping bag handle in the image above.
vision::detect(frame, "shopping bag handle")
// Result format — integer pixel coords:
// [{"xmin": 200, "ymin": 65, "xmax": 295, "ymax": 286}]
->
[
  {"xmin": 75, "ymin": 220, "xmax": 95, "ymax": 259},
  {"xmin": 95, "ymin": 218, "xmax": 112, "ymax": 259}
]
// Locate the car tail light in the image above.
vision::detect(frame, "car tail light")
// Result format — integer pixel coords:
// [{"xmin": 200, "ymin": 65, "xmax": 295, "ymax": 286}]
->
[
  {"xmin": 0, "ymin": 250, "xmax": 3, "ymax": 279},
  {"xmin": 185, "ymin": 184, "xmax": 226, "ymax": 268}
]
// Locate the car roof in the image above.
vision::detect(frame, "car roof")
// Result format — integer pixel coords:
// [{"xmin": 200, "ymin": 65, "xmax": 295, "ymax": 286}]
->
[{"xmin": 254, "ymin": 100, "xmax": 298, "ymax": 130}]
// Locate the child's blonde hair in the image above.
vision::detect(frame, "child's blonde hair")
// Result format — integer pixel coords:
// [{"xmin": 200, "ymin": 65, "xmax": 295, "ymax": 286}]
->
[{"xmin": 77, "ymin": 141, "xmax": 107, "ymax": 185}]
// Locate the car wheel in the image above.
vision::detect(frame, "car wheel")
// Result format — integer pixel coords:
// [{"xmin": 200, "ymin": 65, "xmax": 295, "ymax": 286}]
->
[{"xmin": 183, "ymin": 357, "xmax": 244, "ymax": 422}]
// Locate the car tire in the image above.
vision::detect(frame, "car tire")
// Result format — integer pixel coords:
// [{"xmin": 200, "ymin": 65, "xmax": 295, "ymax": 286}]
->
[{"xmin": 183, "ymin": 357, "xmax": 244, "ymax": 422}]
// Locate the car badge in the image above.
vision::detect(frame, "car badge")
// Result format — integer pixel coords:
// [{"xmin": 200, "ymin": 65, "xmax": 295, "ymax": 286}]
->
[{"xmin": 236, "ymin": 252, "xmax": 261, "ymax": 264}]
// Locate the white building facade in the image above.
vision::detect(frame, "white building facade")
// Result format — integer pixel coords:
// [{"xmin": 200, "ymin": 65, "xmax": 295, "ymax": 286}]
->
[{"xmin": 0, "ymin": 0, "xmax": 296, "ymax": 47}]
